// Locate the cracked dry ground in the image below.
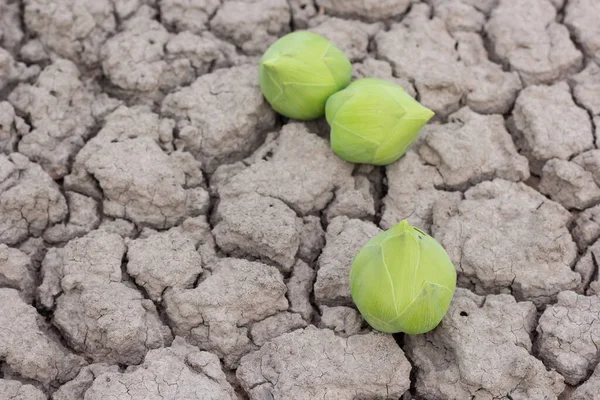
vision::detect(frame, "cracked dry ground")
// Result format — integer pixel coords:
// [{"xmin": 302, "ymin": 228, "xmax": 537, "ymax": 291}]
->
[{"xmin": 1, "ymin": 0, "xmax": 600, "ymax": 399}]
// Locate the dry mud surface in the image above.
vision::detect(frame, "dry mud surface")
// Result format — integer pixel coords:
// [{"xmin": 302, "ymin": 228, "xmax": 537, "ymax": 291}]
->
[{"xmin": 0, "ymin": 0, "xmax": 599, "ymax": 399}]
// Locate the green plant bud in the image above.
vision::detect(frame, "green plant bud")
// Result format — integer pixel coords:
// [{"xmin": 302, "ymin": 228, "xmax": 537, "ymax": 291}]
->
[
  {"xmin": 259, "ymin": 31, "xmax": 352, "ymax": 120},
  {"xmin": 350, "ymin": 220, "xmax": 456, "ymax": 335},
  {"xmin": 325, "ymin": 78, "xmax": 435, "ymax": 165}
]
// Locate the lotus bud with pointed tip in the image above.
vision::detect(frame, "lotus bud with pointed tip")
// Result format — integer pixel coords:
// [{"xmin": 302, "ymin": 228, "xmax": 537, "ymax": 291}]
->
[
  {"xmin": 326, "ymin": 78, "xmax": 435, "ymax": 165},
  {"xmin": 259, "ymin": 31, "xmax": 352, "ymax": 120},
  {"xmin": 350, "ymin": 220, "xmax": 457, "ymax": 334}
]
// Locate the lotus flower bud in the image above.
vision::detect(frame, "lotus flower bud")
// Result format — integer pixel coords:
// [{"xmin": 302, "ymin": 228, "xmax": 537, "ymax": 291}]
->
[
  {"xmin": 350, "ymin": 220, "xmax": 456, "ymax": 334},
  {"xmin": 326, "ymin": 78, "xmax": 435, "ymax": 165},
  {"xmin": 259, "ymin": 31, "xmax": 352, "ymax": 120}
]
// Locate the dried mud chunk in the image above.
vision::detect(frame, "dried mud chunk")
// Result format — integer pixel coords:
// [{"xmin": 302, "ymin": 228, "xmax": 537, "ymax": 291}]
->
[
  {"xmin": 572, "ymin": 204, "xmax": 600, "ymax": 250},
  {"xmin": 19, "ymin": 39, "xmax": 50, "ymax": 64},
  {"xmin": 315, "ymin": 0, "xmax": 410, "ymax": 22},
  {"xmin": 169, "ymin": 215, "xmax": 212, "ymax": 242},
  {"xmin": 509, "ymin": 82, "xmax": 594, "ymax": 174},
  {"xmin": 297, "ymin": 216, "xmax": 325, "ymax": 264},
  {"xmin": 8, "ymin": 60, "xmax": 103, "ymax": 179},
  {"xmin": 286, "ymin": 259, "xmax": 315, "ymax": 321},
  {"xmin": 574, "ymin": 245, "xmax": 597, "ymax": 294},
  {"xmin": 0, "ymin": 49, "xmax": 19, "ymax": 89},
  {"xmin": 289, "ymin": 0, "xmax": 317, "ymax": 29},
  {"xmin": 162, "ymin": 65, "xmax": 277, "ymax": 172},
  {"xmin": 23, "ymin": 0, "xmax": 116, "ymax": 67},
  {"xmin": 237, "ymin": 326, "xmax": 411, "ymax": 399},
  {"xmin": 0, "ymin": 101, "xmax": 28, "ymax": 155},
  {"xmin": 18, "ymin": 236, "xmax": 45, "ymax": 269},
  {"xmin": 419, "ymin": 107, "xmax": 529, "ymax": 191},
  {"xmin": 467, "ymin": 64, "xmax": 522, "ymax": 114},
  {"xmin": 574, "ymin": 239, "xmax": 600, "ymax": 295},
  {"xmin": 164, "ymin": 258, "xmax": 288, "ymax": 367},
  {"xmin": 127, "ymin": 230, "xmax": 203, "ymax": 302},
  {"xmin": 167, "ymin": 216, "xmax": 217, "ymax": 265},
  {"xmin": 66, "ymin": 104, "xmax": 177, "ymax": 198},
  {"xmin": 213, "ymin": 193, "xmax": 301, "ymax": 272},
  {"xmin": 101, "ymin": 17, "xmax": 236, "ymax": 104},
  {"xmin": 564, "ymin": 0, "xmax": 600, "ymax": 64},
  {"xmin": 112, "ymin": 0, "xmax": 157, "ymax": 20},
  {"xmin": 37, "ymin": 230, "xmax": 172, "ymax": 365},
  {"xmin": 43, "ymin": 192, "xmax": 100, "ymax": 244},
  {"xmin": 435, "ymin": 0, "xmax": 500, "ymax": 16},
  {"xmin": 37, "ymin": 230, "xmax": 126, "ymax": 309},
  {"xmin": 52, "ymin": 364, "xmax": 119, "ymax": 400},
  {"xmin": 324, "ymin": 187, "xmax": 375, "ymax": 222},
  {"xmin": 210, "ymin": 0, "xmax": 290, "ymax": 55},
  {"xmin": 314, "ymin": 217, "xmax": 381, "ymax": 306},
  {"xmin": 375, "ymin": 4, "xmax": 467, "ymax": 118},
  {"xmin": 0, "ymin": 244, "xmax": 35, "ymax": 302},
  {"xmin": 250, "ymin": 312, "xmax": 307, "ymax": 346},
  {"xmin": 539, "ymin": 158, "xmax": 600, "ymax": 210},
  {"xmin": 0, "ymin": 379, "xmax": 47, "ymax": 400},
  {"xmin": 0, "ymin": 153, "xmax": 67, "ymax": 246},
  {"xmin": 308, "ymin": 17, "xmax": 382, "ymax": 62},
  {"xmin": 217, "ymin": 123, "xmax": 354, "ymax": 215},
  {"xmin": 455, "ymin": 32, "xmax": 523, "ymax": 115},
  {"xmin": 0, "ymin": 48, "xmax": 39, "ymax": 92},
  {"xmin": 101, "ymin": 17, "xmax": 191, "ymax": 99},
  {"xmin": 485, "ymin": 0, "xmax": 582, "ymax": 85},
  {"xmin": 536, "ymin": 291, "xmax": 600, "ymax": 385},
  {"xmin": 406, "ymin": 289, "xmax": 565, "ymax": 399},
  {"xmin": 381, "ymin": 148, "xmax": 462, "ymax": 232},
  {"xmin": 208, "ymin": 161, "xmax": 246, "ymax": 194},
  {"xmin": 83, "ymin": 137, "xmax": 209, "ymax": 229},
  {"xmin": 318, "ymin": 306, "xmax": 363, "ymax": 337},
  {"xmin": 573, "ymin": 150, "xmax": 600, "ymax": 185},
  {"xmin": 571, "ymin": 363, "xmax": 600, "ymax": 400},
  {"xmin": 165, "ymin": 30, "xmax": 242, "ymax": 75},
  {"xmin": 98, "ymin": 218, "xmax": 137, "ymax": 238},
  {"xmin": 82, "ymin": 105, "xmax": 175, "ymax": 155},
  {"xmin": 433, "ymin": 179, "xmax": 580, "ymax": 305},
  {"xmin": 352, "ymin": 57, "xmax": 416, "ymax": 97},
  {"xmin": 432, "ymin": 0, "xmax": 486, "ymax": 33},
  {"xmin": 54, "ymin": 282, "xmax": 173, "ymax": 365},
  {"xmin": 0, "ymin": 0, "xmax": 23, "ymax": 53},
  {"xmin": 0, "ymin": 288, "xmax": 85, "ymax": 387},
  {"xmin": 569, "ymin": 62, "xmax": 600, "ymax": 117},
  {"xmin": 159, "ymin": 0, "xmax": 220, "ymax": 33},
  {"xmin": 82, "ymin": 337, "xmax": 235, "ymax": 400}
]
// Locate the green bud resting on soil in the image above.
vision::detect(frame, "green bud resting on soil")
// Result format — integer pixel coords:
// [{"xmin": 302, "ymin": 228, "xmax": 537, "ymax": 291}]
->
[
  {"xmin": 350, "ymin": 220, "xmax": 456, "ymax": 335},
  {"xmin": 259, "ymin": 31, "xmax": 352, "ymax": 120},
  {"xmin": 326, "ymin": 78, "xmax": 434, "ymax": 165}
]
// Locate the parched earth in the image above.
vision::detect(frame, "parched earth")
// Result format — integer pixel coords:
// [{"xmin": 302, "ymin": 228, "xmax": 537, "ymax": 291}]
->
[{"xmin": 0, "ymin": 0, "xmax": 599, "ymax": 399}]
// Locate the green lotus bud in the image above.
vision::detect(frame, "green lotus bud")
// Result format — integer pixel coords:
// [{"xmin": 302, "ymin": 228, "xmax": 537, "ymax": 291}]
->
[
  {"xmin": 350, "ymin": 220, "xmax": 456, "ymax": 334},
  {"xmin": 259, "ymin": 31, "xmax": 352, "ymax": 120},
  {"xmin": 325, "ymin": 78, "xmax": 434, "ymax": 165}
]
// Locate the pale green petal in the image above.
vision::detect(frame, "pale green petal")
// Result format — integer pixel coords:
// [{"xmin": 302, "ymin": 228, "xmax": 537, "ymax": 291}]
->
[
  {"xmin": 349, "ymin": 220, "xmax": 457, "ymax": 335},
  {"xmin": 323, "ymin": 44, "xmax": 353, "ymax": 89},
  {"xmin": 325, "ymin": 89, "xmax": 354, "ymax": 125},
  {"xmin": 333, "ymin": 90, "xmax": 404, "ymax": 143},
  {"xmin": 326, "ymin": 78, "xmax": 434, "ymax": 165},
  {"xmin": 330, "ymin": 122, "xmax": 380, "ymax": 163},
  {"xmin": 418, "ymin": 234, "xmax": 457, "ymax": 291},
  {"xmin": 378, "ymin": 229, "xmax": 420, "ymax": 308},
  {"xmin": 350, "ymin": 245, "xmax": 399, "ymax": 328},
  {"xmin": 259, "ymin": 31, "xmax": 352, "ymax": 120},
  {"xmin": 394, "ymin": 281, "xmax": 455, "ymax": 334}
]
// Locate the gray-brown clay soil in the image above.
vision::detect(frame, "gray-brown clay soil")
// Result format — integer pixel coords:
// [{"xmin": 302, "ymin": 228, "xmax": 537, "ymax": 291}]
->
[{"xmin": 0, "ymin": 0, "xmax": 599, "ymax": 399}]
